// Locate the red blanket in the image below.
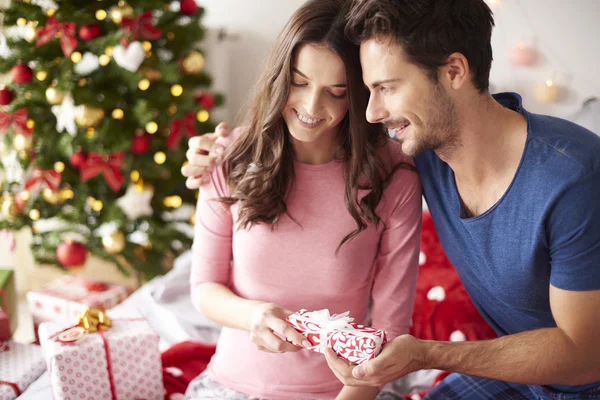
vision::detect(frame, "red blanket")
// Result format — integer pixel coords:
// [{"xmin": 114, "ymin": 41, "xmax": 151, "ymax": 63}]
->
[{"xmin": 161, "ymin": 212, "xmax": 496, "ymax": 399}]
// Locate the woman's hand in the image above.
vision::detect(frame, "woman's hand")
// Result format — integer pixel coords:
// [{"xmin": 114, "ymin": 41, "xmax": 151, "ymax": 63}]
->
[
  {"xmin": 182, "ymin": 122, "xmax": 232, "ymax": 189},
  {"xmin": 247, "ymin": 302, "xmax": 311, "ymax": 353}
]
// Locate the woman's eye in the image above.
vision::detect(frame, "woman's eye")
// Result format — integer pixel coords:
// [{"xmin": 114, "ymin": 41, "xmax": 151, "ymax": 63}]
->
[
  {"xmin": 291, "ymin": 81, "xmax": 307, "ymax": 87},
  {"xmin": 329, "ymin": 91, "xmax": 347, "ymax": 99}
]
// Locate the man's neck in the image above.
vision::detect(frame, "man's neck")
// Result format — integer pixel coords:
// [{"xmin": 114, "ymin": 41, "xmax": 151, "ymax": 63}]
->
[{"xmin": 437, "ymin": 94, "xmax": 527, "ymax": 186}]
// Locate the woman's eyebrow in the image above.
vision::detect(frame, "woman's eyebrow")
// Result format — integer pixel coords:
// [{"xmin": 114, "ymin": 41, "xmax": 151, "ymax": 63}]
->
[{"xmin": 292, "ymin": 67, "xmax": 347, "ymax": 88}]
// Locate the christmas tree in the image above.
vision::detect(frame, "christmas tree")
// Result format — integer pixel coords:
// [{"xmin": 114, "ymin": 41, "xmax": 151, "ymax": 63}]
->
[{"xmin": 0, "ymin": 0, "xmax": 222, "ymax": 280}]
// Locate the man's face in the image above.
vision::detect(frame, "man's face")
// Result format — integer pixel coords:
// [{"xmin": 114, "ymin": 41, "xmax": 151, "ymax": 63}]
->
[{"xmin": 360, "ymin": 37, "xmax": 459, "ymax": 157}]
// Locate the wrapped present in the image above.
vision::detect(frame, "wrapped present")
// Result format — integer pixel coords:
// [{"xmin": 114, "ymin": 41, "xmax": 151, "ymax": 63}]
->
[
  {"xmin": 0, "ymin": 309, "xmax": 10, "ymax": 341},
  {"xmin": 286, "ymin": 309, "xmax": 387, "ymax": 364},
  {"xmin": 39, "ymin": 308, "xmax": 164, "ymax": 400},
  {"xmin": 0, "ymin": 269, "xmax": 17, "ymax": 341},
  {"xmin": 0, "ymin": 340, "xmax": 47, "ymax": 400},
  {"xmin": 27, "ymin": 275, "xmax": 130, "ymax": 340}
]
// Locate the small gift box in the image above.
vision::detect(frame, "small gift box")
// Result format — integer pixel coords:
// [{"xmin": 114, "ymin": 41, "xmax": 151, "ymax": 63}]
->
[
  {"xmin": 286, "ymin": 309, "xmax": 387, "ymax": 364},
  {"xmin": 0, "ymin": 341, "xmax": 47, "ymax": 400},
  {"xmin": 27, "ymin": 275, "xmax": 130, "ymax": 341},
  {"xmin": 0, "ymin": 269, "xmax": 17, "ymax": 341},
  {"xmin": 39, "ymin": 308, "xmax": 164, "ymax": 400}
]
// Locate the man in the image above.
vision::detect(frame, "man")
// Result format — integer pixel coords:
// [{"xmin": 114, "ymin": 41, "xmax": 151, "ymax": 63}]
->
[{"xmin": 182, "ymin": 0, "xmax": 600, "ymax": 398}]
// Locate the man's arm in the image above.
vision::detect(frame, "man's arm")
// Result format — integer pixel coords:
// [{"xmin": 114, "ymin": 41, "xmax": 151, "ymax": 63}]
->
[
  {"xmin": 420, "ymin": 286, "xmax": 600, "ymax": 386},
  {"xmin": 326, "ymin": 286, "xmax": 600, "ymax": 387}
]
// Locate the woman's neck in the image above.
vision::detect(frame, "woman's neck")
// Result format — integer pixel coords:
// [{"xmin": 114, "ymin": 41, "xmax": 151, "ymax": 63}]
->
[{"xmin": 291, "ymin": 130, "xmax": 342, "ymax": 165}]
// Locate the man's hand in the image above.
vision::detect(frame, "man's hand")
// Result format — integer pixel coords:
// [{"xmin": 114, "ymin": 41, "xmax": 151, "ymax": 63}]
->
[
  {"xmin": 182, "ymin": 122, "xmax": 232, "ymax": 189},
  {"xmin": 324, "ymin": 335, "xmax": 424, "ymax": 387}
]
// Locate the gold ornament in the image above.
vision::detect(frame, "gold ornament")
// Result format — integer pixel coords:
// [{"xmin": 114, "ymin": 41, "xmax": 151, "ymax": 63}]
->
[
  {"xmin": 36, "ymin": 70, "xmax": 48, "ymax": 81},
  {"xmin": 102, "ymin": 230, "xmax": 126, "ymax": 254},
  {"xmin": 45, "ymin": 85, "xmax": 65, "ymax": 105},
  {"xmin": 75, "ymin": 106, "xmax": 105, "ymax": 128},
  {"xmin": 110, "ymin": 2, "xmax": 134, "ymax": 24},
  {"xmin": 42, "ymin": 188, "xmax": 63, "ymax": 205},
  {"xmin": 13, "ymin": 134, "xmax": 33, "ymax": 151},
  {"xmin": 182, "ymin": 51, "xmax": 205, "ymax": 74},
  {"xmin": 1, "ymin": 194, "xmax": 20, "ymax": 220}
]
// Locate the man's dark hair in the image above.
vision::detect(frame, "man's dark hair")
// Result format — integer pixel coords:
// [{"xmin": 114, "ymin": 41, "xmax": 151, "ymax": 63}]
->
[{"xmin": 346, "ymin": 0, "xmax": 495, "ymax": 93}]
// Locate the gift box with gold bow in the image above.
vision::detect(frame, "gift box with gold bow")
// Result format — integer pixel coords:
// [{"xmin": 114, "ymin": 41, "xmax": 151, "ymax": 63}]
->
[
  {"xmin": 38, "ymin": 308, "xmax": 164, "ymax": 400},
  {"xmin": 286, "ymin": 309, "xmax": 388, "ymax": 365},
  {"xmin": 0, "ymin": 341, "xmax": 47, "ymax": 400}
]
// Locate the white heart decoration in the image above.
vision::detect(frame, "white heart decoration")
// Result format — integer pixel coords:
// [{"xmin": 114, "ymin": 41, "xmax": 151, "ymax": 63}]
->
[
  {"xmin": 427, "ymin": 286, "xmax": 446, "ymax": 302},
  {"xmin": 74, "ymin": 52, "xmax": 100, "ymax": 75},
  {"xmin": 113, "ymin": 41, "xmax": 145, "ymax": 72}
]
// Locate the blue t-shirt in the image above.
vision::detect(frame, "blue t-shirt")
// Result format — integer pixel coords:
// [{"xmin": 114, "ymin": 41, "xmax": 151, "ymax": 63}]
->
[{"xmin": 415, "ymin": 92, "xmax": 600, "ymax": 392}]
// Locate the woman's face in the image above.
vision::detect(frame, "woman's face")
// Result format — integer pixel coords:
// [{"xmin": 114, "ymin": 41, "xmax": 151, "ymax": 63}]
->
[{"xmin": 283, "ymin": 43, "xmax": 349, "ymax": 147}]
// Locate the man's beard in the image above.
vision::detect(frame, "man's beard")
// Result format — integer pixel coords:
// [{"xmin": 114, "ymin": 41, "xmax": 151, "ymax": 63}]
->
[{"xmin": 396, "ymin": 85, "xmax": 461, "ymax": 158}]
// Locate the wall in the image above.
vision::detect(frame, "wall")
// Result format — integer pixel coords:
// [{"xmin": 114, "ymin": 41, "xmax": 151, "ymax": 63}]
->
[{"xmin": 201, "ymin": 0, "xmax": 600, "ymax": 120}]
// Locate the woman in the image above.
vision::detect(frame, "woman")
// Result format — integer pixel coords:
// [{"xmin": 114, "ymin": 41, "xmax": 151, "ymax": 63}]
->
[{"xmin": 185, "ymin": 0, "xmax": 422, "ymax": 399}]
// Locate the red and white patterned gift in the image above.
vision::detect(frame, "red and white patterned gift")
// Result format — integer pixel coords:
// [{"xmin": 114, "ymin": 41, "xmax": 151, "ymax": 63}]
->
[
  {"xmin": 0, "ymin": 341, "xmax": 47, "ymax": 400},
  {"xmin": 286, "ymin": 309, "xmax": 387, "ymax": 364},
  {"xmin": 38, "ymin": 311, "xmax": 164, "ymax": 400},
  {"xmin": 27, "ymin": 276, "xmax": 130, "ymax": 339}
]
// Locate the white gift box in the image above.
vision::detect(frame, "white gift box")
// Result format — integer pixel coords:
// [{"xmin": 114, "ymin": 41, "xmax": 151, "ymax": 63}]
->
[
  {"xmin": 0, "ymin": 341, "xmax": 47, "ymax": 400},
  {"xmin": 39, "ymin": 315, "xmax": 164, "ymax": 400}
]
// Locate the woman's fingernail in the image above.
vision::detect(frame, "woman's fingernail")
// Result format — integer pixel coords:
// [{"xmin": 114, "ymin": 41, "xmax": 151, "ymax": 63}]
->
[
  {"xmin": 302, "ymin": 340, "xmax": 311, "ymax": 348},
  {"xmin": 215, "ymin": 146, "xmax": 224, "ymax": 154}
]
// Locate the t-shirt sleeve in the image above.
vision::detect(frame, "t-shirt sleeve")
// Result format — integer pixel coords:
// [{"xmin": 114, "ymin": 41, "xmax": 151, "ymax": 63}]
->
[
  {"xmin": 190, "ymin": 164, "xmax": 233, "ymax": 307},
  {"xmin": 548, "ymin": 168, "xmax": 600, "ymax": 290},
  {"xmin": 370, "ymin": 161, "xmax": 422, "ymax": 339}
]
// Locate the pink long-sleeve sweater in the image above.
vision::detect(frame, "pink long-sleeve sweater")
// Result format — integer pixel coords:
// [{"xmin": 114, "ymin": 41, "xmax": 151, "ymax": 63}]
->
[{"xmin": 190, "ymin": 138, "xmax": 422, "ymax": 400}]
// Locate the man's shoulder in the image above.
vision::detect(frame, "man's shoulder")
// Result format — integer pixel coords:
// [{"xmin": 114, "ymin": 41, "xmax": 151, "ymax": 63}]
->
[{"xmin": 527, "ymin": 112, "xmax": 600, "ymax": 175}]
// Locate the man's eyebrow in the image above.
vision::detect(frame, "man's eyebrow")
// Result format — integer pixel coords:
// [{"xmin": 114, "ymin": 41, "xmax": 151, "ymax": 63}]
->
[
  {"xmin": 293, "ymin": 67, "xmax": 347, "ymax": 88},
  {"xmin": 369, "ymin": 78, "xmax": 402, "ymax": 88}
]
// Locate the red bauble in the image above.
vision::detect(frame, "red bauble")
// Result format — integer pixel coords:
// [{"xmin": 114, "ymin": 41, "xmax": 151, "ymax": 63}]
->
[
  {"xmin": 11, "ymin": 64, "xmax": 33, "ymax": 84},
  {"xmin": 131, "ymin": 133, "xmax": 151, "ymax": 154},
  {"xmin": 196, "ymin": 93, "xmax": 215, "ymax": 110},
  {"xmin": 69, "ymin": 150, "xmax": 87, "ymax": 168},
  {"xmin": 180, "ymin": 0, "xmax": 199, "ymax": 15},
  {"xmin": 56, "ymin": 241, "xmax": 88, "ymax": 269},
  {"xmin": 79, "ymin": 24, "xmax": 102, "ymax": 41},
  {"xmin": 0, "ymin": 87, "xmax": 13, "ymax": 105}
]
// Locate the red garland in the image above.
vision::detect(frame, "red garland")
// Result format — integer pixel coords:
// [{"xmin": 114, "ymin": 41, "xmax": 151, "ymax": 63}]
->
[
  {"xmin": 0, "ymin": 108, "xmax": 33, "ymax": 136},
  {"xmin": 36, "ymin": 17, "xmax": 78, "ymax": 58},
  {"xmin": 80, "ymin": 152, "xmax": 125, "ymax": 192},
  {"xmin": 166, "ymin": 112, "xmax": 196, "ymax": 149},
  {"xmin": 120, "ymin": 11, "xmax": 161, "ymax": 47}
]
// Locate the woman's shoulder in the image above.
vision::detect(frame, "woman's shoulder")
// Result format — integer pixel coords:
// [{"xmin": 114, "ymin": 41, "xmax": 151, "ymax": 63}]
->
[
  {"xmin": 379, "ymin": 137, "xmax": 416, "ymax": 169},
  {"xmin": 378, "ymin": 139, "xmax": 421, "ymax": 210}
]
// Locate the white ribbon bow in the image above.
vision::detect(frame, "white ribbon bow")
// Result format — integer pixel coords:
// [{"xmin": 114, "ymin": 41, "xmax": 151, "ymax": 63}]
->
[{"xmin": 291, "ymin": 309, "xmax": 381, "ymax": 354}]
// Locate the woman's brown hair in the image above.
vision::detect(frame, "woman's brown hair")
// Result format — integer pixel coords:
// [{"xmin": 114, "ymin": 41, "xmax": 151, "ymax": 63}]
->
[{"xmin": 222, "ymin": 0, "xmax": 414, "ymax": 251}]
